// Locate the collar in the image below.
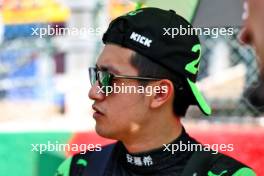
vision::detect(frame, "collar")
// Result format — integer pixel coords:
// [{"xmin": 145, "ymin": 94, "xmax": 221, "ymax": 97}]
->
[{"xmin": 116, "ymin": 128, "xmax": 198, "ymax": 174}]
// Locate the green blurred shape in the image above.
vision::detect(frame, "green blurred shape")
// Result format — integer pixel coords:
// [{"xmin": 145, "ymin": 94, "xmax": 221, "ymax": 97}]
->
[
  {"xmin": 0, "ymin": 133, "xmax": 71, "ymax": 176},
  {"xmin": 38, "ymin": 152, "xmax": 65, "ymax": 176},
  {"xmin": 145, "ymin": 0, "xmax": 199, "ymax": 22}
]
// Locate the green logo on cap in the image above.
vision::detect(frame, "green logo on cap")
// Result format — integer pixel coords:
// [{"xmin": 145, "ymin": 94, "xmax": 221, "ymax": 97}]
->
[
  {"xmin": 208, "ymin": 170, "xmax": 228, "ymax": 176},
  {"xmin": 185, "ymin": 44, "xmax": 201, "ymax": 75},
  {"xmin": 127, "ymin": 9, "xmax": 143, "ymax": 16}
]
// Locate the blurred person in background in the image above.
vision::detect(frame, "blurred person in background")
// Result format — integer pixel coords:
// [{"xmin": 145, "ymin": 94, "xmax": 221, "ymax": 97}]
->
[
  {"xmin": 239, "ymin": 0, "xmax": 264, "ymax": 112},
  {"xmin": 56, "ymin": 8, "xmax": 256, "ymax": 176}
]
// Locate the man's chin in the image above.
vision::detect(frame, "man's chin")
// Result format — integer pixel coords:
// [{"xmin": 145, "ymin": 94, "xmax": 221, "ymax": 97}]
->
[{"xmin": 95, "ymin": 125, "xmax": 118, "ymax": 140}]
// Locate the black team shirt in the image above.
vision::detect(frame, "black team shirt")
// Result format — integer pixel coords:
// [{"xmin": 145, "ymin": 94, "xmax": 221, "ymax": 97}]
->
[{"xmin": 103, "ymin": 128, "xmax": 198, "ymax": 176}]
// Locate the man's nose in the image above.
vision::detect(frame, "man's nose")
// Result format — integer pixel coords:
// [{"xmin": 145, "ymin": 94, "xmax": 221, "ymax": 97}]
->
[{"xmin": 88, "ymin": 81, "xmax": 105, "ymax": 101}]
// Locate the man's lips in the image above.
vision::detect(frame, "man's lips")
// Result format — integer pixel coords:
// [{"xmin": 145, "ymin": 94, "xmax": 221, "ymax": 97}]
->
[{"xmin": 92, "ymin": 105, "xmax": 105, "ymax": 116}]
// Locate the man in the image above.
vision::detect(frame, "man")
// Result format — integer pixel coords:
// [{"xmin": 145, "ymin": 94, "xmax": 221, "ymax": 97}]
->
[
  {"xmin": 56, "ymin": 8, "xmax": 256, "ymax": 176},
  {"xmin": 239, "ymin": 0, "xmax": 264, "ymax": 112}
]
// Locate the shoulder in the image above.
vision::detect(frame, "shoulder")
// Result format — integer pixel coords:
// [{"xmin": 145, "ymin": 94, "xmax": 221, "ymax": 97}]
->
[
  {"xmin": 54, "ymin": 143, "xmax": 117, "ymax": 176},
  {"xmin": 54, "ymin": 151, "xmax": 96, "ymax": 176},
  {"xmin": 209, "ymin": 153, "xmax": 256, "ymax": 176}
]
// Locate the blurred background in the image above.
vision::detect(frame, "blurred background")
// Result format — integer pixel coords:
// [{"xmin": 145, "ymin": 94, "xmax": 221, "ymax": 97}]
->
[{"xmin": 0, "ymin": 0, "xmax": 263, "ymax": 175}]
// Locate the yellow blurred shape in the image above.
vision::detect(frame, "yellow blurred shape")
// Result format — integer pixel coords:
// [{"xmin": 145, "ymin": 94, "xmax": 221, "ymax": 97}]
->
[
  {"xmin": 2, "ymin": 0, "xmax": 70, "ymax": 24},
  {"xmin": 109, "ymin": 0, "xmax": 140, "ymax": 20}
]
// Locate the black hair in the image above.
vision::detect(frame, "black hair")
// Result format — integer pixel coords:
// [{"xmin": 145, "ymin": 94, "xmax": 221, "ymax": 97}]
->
[{"xmin": 130, "ymin": 52, "xmax": 193, "ymax": 117}]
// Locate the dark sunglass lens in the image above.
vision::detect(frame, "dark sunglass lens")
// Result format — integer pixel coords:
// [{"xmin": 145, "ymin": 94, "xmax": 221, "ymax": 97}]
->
[
  {"xmin": 98, "ymin": 71, "xmax": 111, "ymax": 87},
  {"xmin": 88, "ymin": 68, "xmax": 97, "ymax": 86}
]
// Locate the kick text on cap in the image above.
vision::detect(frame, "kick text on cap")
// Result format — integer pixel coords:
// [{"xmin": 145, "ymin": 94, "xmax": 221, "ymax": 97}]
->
[{"xmin": 130, "ymin": 32, "xmax": 152, "ymax": 47}]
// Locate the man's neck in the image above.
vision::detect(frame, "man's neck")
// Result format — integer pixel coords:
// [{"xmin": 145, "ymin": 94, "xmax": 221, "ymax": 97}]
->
[{"xmin": 121, "ymin": 116, "xmax": 182, "ymax": 154}]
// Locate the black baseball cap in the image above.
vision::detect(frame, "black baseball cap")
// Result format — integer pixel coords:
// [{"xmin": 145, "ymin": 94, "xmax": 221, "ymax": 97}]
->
[{"xmin": 102, "ymin": 7, "xmax": 211, "ymax": 116}]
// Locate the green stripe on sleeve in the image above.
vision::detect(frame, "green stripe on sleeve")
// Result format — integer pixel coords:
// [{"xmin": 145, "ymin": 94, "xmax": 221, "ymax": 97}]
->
[
  {"xmin": 55, "ymin": 157, "xmax": 72, "ymax": 176},
  {"xmin": 232, "ymin": 168, "xmax": 256, "ymax": 176}
]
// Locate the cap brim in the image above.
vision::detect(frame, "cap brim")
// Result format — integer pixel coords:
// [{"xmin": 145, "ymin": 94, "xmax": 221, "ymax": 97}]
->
[{"xmin": 187, "ymin": 78, "xmax": 212, "ymax": 116}]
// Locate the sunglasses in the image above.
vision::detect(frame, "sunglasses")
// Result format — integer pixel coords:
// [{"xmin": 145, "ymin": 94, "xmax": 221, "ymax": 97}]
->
[{"xmin": 88, "ymin": 67, "xmax": 162, "ymax": 92}]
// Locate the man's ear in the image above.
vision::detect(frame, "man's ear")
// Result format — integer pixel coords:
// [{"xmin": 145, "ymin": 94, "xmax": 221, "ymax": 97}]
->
[
  {"xmin": 149, "ymin": 79, "xmax": 174, "ymax": 109},
  {"xmin": 239, "ymin": 26, "xmax": 252, "ymax": 45}
]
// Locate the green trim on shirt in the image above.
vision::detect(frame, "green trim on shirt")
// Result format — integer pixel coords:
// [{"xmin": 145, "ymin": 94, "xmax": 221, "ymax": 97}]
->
[
  {"xmin": 55, "ymin": 157, "xmax": 72, "ymax": 176},
  {"xmin": 232, "ymin": 168, "xmax": 256, "ymax": 176}
]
